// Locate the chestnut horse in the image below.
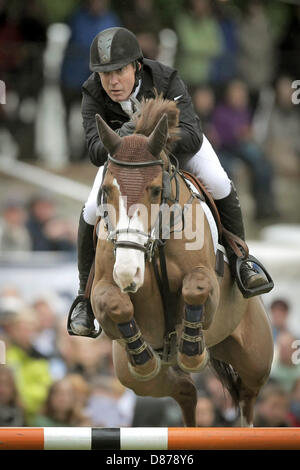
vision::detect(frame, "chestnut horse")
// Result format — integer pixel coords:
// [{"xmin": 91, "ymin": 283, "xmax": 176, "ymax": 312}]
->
[{"xmin": 91, "ymin": 96, "xmax": 273, "ymax": 427}]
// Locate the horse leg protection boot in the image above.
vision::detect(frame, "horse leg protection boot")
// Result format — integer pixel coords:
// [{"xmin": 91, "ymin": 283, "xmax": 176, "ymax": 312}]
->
[
  {"xmin": 215, "ymin": 182, "xmax": 269, "ymax": 294},
  {"xmin": 67, "ymin": 209, "xmax": 101, "ymax": 337}
]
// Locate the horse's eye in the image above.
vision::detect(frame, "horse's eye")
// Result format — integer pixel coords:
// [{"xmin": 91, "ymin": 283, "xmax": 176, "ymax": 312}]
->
[{"xmin": 150, "ymin": 186, "xmax": 162, "ymax": 199}]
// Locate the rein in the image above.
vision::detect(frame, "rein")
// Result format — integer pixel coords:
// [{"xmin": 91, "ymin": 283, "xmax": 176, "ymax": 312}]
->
[{"xmin": 101, "ymin": 152, "xmax": 185, "ymax": 362}]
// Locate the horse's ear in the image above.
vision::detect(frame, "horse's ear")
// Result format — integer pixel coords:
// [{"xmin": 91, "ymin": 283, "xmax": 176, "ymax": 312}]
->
[
  {"xmin": 95, "ymin": 114, "xmax": 122, "ymax": 155},
  {"xmin": 147, "ymin": 113, "xmax": 168, "ymax": 157}
]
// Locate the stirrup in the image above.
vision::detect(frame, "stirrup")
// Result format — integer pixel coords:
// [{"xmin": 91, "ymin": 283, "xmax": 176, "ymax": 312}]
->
[
  {"xmin": 235, "ymin": 255, "xmax": 274, "ymax": 298},
  {"xmin": 67, "ymin": 295, "xmax": 102, "ymax": 338}
]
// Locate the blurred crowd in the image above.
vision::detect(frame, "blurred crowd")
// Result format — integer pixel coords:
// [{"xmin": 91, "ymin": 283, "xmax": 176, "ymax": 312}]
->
[
  {"xmin": 0, "ymin": 192, "xmax": 77, "ymax": 252},
  {"xmin": 0, "ymin": 286, "xmax": 300, "ymax": 428},
  {"xmin": 0, "ymin": 0, "xmax": 300, "ymax": 430},
  {"xmin": 0, "ymin": 0, "xmax": 299, "ymax": 177}
]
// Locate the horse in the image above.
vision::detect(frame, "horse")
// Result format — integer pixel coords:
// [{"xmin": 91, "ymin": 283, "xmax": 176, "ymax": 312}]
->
[{"xmin": 90, "ymin": 95, "xmax": 273, "ymax": 427}]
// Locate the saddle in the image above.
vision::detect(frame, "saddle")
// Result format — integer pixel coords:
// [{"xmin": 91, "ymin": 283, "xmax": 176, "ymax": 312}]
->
[
  {"xmin": 181, "ymin": 170, "xmax": 249, "ymax": 267},
  {"xmin": 181, "ymin": 170, "xmax": 273, "ymax": 297}
]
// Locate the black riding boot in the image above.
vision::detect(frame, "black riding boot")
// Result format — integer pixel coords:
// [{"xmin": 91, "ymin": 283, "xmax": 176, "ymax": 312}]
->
[
  {"xmin": 67, "ymin": 209, "xmax": 101, "ymax": 337},
  {"xmin": 215, "ymin": 183, "xmax": 270, "ymax": 296}
]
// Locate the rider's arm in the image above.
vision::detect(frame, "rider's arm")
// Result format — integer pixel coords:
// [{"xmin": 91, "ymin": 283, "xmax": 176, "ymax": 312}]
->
[
  {"xmin": 81, "ymin": 91, "xmax": 109, "ymax": 167},
  {"xmin": 82, "ymin": 90, "xmax": 135, "ymax": 167},
  {"xmin": 165, "ymin": 71, "xmax": 203, "ymax": 158}
]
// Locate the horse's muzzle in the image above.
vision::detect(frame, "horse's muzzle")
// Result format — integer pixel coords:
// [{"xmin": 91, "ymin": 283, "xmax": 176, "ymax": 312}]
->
[{"xmin": 122, "ymin": 282, "xmax": 138, "ymax": 293}]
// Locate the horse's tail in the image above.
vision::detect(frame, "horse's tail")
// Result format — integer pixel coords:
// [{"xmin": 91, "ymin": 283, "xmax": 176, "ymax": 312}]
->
[{"xmin": 209, "ymin": 357, "xmax": 241, "ymax": 408}]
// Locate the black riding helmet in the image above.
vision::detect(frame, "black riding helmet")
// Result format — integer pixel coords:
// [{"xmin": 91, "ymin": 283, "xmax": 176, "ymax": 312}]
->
[{"xmin": 90, "ymin": 27, "xmax": 143, "ymax": 73}]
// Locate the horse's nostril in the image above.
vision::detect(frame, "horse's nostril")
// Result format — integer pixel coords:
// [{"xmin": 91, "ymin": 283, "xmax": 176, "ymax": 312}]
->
[{"xmin": 123, "ymin": 282, "xmax": 137, "ymax": 293}]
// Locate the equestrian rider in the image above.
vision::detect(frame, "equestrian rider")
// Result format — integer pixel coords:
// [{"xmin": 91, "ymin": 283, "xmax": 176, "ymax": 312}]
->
[{"xmin": 68, "ymin": 27, "xmax": 272, "ymax": 338}]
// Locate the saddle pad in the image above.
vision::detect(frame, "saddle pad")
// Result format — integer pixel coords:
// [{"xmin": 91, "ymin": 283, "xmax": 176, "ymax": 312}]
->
[{"xmin": 184, "ymin": 177, "xmax": 228, "ymax": 263}]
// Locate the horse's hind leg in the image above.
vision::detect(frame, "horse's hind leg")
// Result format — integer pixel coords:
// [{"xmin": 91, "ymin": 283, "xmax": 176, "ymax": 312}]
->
[
  {"xmin": 113, "ymin": 341, "xmax": 198, "ymax": 426},
  {"xmin": 210, "ymin": 298, "xmax": 274, "ymax": 426},
  {"xmin": 169, "ymin": 367, "xmax": 198, "ymax": 426}
]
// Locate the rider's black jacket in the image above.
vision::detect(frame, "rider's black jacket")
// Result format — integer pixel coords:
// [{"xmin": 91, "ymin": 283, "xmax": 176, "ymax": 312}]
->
[{"xmin": 81, "ymin": 59, "xmax": 203, "ymax": 167}]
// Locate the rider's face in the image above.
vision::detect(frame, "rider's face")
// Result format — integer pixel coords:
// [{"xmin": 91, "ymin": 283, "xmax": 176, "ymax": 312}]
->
[{"xmin": 99, "ymin": 63, "xmax": 136, "ymax": 102}]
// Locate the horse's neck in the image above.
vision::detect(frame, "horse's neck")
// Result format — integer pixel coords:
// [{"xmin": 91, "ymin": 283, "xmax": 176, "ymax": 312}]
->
[{"xmin": 168, "ymin": 172, "xmax": 215, "ymax": 267}]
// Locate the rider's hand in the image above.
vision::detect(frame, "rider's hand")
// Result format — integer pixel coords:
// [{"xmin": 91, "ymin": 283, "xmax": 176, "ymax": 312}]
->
[{"xmin": 115, "ymin": 119, "xmax": 136, "ymax": 137}]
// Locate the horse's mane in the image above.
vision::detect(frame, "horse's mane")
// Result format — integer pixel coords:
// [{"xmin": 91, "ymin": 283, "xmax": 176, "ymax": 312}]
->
[{"xmin": 134, "ymin": 91, "xmax": 180, "ymax": 151}]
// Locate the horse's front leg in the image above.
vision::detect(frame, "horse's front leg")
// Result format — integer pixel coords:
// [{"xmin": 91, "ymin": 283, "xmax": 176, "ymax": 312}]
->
[
  {"xmin": 92, "ymin": 281, "xmax": 161, "ymax": 381},
  {"xmin": 178, "ymin": 265, "xmax": 219, "ymax": 373}
]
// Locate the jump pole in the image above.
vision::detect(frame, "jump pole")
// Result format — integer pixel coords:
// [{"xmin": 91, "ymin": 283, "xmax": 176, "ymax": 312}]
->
[{"xmin": 0, "ymin": 427, "xmax": 300, "ymax": 450}]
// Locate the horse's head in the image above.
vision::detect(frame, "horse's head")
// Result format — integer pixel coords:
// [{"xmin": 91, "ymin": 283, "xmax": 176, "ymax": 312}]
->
[{"xmin": 96, "ymin": 111, "xmax": 169, "ymax": 294}]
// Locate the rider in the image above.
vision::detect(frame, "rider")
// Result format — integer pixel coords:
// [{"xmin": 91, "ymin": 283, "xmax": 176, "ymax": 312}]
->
[{"xmin": 68, "ymin": 27, "xmax": 272, "ymax": 337}]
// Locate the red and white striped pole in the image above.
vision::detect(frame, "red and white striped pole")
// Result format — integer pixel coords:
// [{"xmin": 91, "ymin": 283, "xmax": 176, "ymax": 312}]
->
[{"xmin": 0, "ymin": 427, "xmax": 300, "ymax": 450}]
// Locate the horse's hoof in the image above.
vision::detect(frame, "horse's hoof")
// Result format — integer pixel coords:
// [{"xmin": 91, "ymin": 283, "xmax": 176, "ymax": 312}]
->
[
  {"xmin": 177, "ymin": 348, "xmax": 209, "ymax": 373},
  {"xmin": 128, "ymin": 352, "xmax": 161, "ymax": 382}
]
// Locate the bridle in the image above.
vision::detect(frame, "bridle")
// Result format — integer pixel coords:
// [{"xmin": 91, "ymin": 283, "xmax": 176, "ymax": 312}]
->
[
  {"xmin": 100, "ymin": 152, "xmax": 182, "ymax": 262},
  {"xmin": 98, "ymin": 151, "xmax": 195, "ymax": 363}
]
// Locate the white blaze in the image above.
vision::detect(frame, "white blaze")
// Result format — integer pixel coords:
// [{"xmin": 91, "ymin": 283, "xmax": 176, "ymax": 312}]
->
[{"xmin": 112, "ymin": 179, "xmax": 146, "ymax": 292}]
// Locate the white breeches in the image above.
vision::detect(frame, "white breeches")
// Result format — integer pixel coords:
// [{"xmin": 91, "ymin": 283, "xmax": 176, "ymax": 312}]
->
[{"xmin": 83, "ymin": 135, "xmax": 231, "ymax": 225}]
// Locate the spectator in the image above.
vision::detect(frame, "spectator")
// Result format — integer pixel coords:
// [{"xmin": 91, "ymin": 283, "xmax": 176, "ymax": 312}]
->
[
  {"xmin": 53, "ymin": 319, "xmax": 79, "ymax": 378},
  {"xmin": 200, "ymin": 371, "xmax": 239, "ymax": 426},
  {"xmin": 85, "ymin": 375, "xmax": 136, "ymax": 427},
  {"xmin": 28, "ymin": 295, "xmax": 70, "ymax": 381},
  {"xmin": 210, "ymin": 1, "xmax": 238, "ymax": 85},
  {"xmin": 263, "ymin": 76, "xmax": 300, "ymax": 176},
  {"xmin": 236, "ymin": 0, "xmax": 275, "ymax": 111},
  {"xmin": 31, "ymin": 377, "xmax": 90, "ymax": 426},
  {"xmin": 0, "ymin": 0, "xmax": 23, "ymax": 89},
  {"xmin": 31, "ymin": 295, "xmax": 58, "ymax": 358},
  {"xmin": 195, "ymin": 393, "xmax": 217, "ymax": 427},
  {"xmin": 60, "ymin": 0, "xmax": 121, "ymax": 161},
  {"xmin": 210, "ymin": 78, "xmax": 278, "ymax": 221},
  {"xmin": 15, "ymin": 0, "xmax": 48, "ymax": 161},
  {"xmin": 0, "ymin": 365, "xmax": 25, "ymax": 426},
  {"xmin": 26, "ymin": 193, "xmax": 76, "ymax": 251},
  {"xmin": 71, "ymin": 334, "xmax": 114, "ymax": 380},
  {"xmin": 0, "ymin": 198, "xmax": 32, "ymax": 251},
  {"xmin": 270, "ymin": 331, "xmax": 300, "ymax": 392},
  {"xmin": 0, "ymin": 287, "xmax": 26, "ymax": 331},
  {"xmin": 254, "ymin": 382, "xmax": 291, "ymax": 427},
  {"xmin": 17, "ymin": 0, "xmax": 47, "ymax": 95},
  {"xmin": 67, "ymin": 373, "xmax": 91, "ymax": 411},
  {"xmin": 0, "ymin": 0, "xmax": 22, "ymax": 159},
  {"xmin": 43, "ymin": 216, "xmax": 77, "ymax": 252},
  {"xmin": 269, "ymin": 298, "xmax": 290, "ymax": 343},
  {"xmin": 278, "ymin": 4, "xmax": 300, "ymax": 81},
  {"xmin": 3, "ymin": 308, "xmax": 52, "ymax": 423},
  {"xmin": 26, "ymin": 193, "xmax": 56, "ymax": 250},
  {"xmin": 192, "ymin": 84, "xmax": 215, "ymax": 137},
  {"xmin": 132, "ymin": 396, "xmax": 183, "ymax": 427},
  {"xmin": 121, "ymin": 0, "xmax": 162, "ymax": 60},
  {"xmin": 289, "ymin": 377, "xmax": 300, "ymax": 427},
  {"xmin": 174, "ymin": 0, "xmax": 224, "ymax": 88}
]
